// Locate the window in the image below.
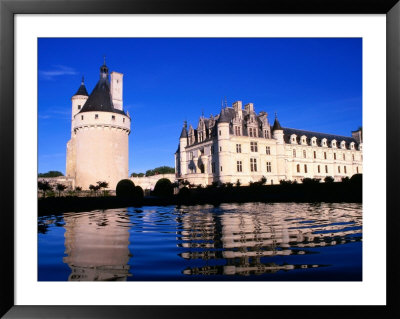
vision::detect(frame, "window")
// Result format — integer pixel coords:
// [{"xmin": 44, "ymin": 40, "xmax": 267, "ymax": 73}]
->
[
  {"xmin": 314, "ymin": 151, "xmax": 316, "ymax": 159},
  {"xmin": 266, "ymin": 162, "xmax": 272, "ymax": 172},
  {"xmin": 352, "ymin": 154, "xmax": 355, "ymax": 161},
  {"xmin": 81, "ymin": 115, "xmax": 84, "ymax": 120},
  {"xmin": 78, "ymin": 105, "xmax": 81, "ymax": 110},
  {"xmin": 356, "ymin": 167, "xmax": 359, "ymax": 173},
  {"xmin": 235, "ymin": 126, "xmax": 241, "ymax": 136},
  {"xmin": 249, "ymin": 128, "xmax": 253, "ymax": 137},
  {"xmin": 112, "ymin": 115, "xmax": 115, "ymax": 120},
  {"xmin": 250, "ymin": 142, "xmax": 258, "ymax": 152},
  {"xmin": 343, "ymin": 154, "xmax": 345, "ymax": 160},
  {"xmin": 303, "ymin": 150, "xmax": 306, "ymax": 158},
  {"xmin": 237, "ymin": 161, "xmax": 242, "ymax": 172},
  {"xmin": 123, "ymin": 118, "xmax": 125, "ymax": 123},
  {"xmin": 334, "ymin": 153, "xmax": 336, "ymax": 160},
  {"xmin": 318, "ymin": 165, "xmax": 320, "ymax": 173},
  {"xmin": 293, "ymin": 149, "xmax": 296, "ymax": 157},
  {"xmin": 304, "ymin": 164, "xmax": 307, "ymax": 173},
  {"xmin": 250, "ymin": 158, "xmax": 257, "ymax": 172},
  {"xmin": 338, "ymin": 166, "xmax": 341, "ymax": 173},
  {"xmin": 297, "ymin": 164, "xmax": 300, "ymax": 173},
  {"xmin": 220, "ymin": 166, "xmax": 223, "ymax": 172},
  {"xmin": 95, "ymin": 114, "xmax": 99, "ymax": 119},
  {"xmin": 212, "ymin": 162, "xmax": 215, "ymax": 173},
  {"xmin": 324, "ymin": 152, "xmax": 327, "ymax": 160},
  {"xmin": 344, "ymin": 166, "xmax": 347, "ymax": 174},
  {"xmin": 236, "ymin": 144, "xmax": 241, "ymax": 153},
  {"xmin": 219, "ymin": 147, "xmax": 222, "ymax": 152},
  {"xmin": 219, "ymin": 130, "xmax": 221, "ymax": 136},
  {"xmin": 266, "ymin": 146, "xmax": 271, "ymax": 155},
  {"xmin": 325, "ymin": 165, "xmax": 328, "ymax": 173}
]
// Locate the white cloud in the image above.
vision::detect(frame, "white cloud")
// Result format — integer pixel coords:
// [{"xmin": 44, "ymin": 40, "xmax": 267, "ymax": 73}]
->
[{"xmin": 39, "ymin": 65, "xmax": 77, "ymax": 80}]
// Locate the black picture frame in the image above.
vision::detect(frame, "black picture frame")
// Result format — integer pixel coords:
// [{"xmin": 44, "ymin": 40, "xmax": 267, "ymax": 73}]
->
[{"xmin": 1, "ymin": 0, "xmax": 399, "ymax": 318}]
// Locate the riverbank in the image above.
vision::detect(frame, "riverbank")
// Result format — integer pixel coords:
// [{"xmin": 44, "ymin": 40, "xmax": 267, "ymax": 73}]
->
[{"xmin": 38, "ymin": 181, "xmax": 362, "ymax": 216}]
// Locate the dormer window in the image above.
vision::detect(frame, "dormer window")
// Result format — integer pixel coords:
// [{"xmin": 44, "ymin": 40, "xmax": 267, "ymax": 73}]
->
[
  {"xmin": 291, "ymin": 134, "xmax": 297, "ymax": 144},
  {"xmin": 322, "ymin": 138, "xmax": 327, "ymax": 147},
  {"xmin": 331, "ymin": 140, "xmax": 337, "ymax": 148},
  {"xmin": 311, "ymin": 137, "xmax": 317, "ymax": 145},
  {"xmin": 301, "ymin": 136, "xmax": 307, "ymax": 145},
  {"xmin": 350, "ymin": 142, "xmax": 355, "ymax": 150},
  {"xmin": 341, "ymin": 141, "xmax": 346, "ymax": 149}
]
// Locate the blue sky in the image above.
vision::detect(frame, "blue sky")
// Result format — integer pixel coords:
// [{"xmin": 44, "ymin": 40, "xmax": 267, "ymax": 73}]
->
[{"xmin": 38, "ymin": 38, "xmax": 362, "ymax": 175}]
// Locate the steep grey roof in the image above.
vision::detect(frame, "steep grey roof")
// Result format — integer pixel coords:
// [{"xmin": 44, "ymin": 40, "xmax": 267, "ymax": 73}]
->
[
  {"xmin": 180, "ymin": 126, "xmax": 188, "ymax": 138},
  {"xmin": 283, "ymin": 127, "xmax": 358, "ymax": 146},
  {"xmin": 79, "ymin": 64, "xmax": 126, "ymax": 115},
  {"xmin": 218, "ymin": 108, "xmax": 233, "ymax": 123},
  {"xmin": 74, "ymin": 78, "xmax": 89, "ymax": 96},
  {"xmin": 272, "ymin": 117, "xmax": 283, "ymax": 131}
]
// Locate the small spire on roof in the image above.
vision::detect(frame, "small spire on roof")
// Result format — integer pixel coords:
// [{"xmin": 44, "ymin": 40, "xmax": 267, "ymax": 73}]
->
[
  {"xmin": 81, "ymin": 76, "xmax": 85, "ymax": 84},
  {"xmin": 103, "ymin": 55, "xmax": 106, "ymax": 65}
]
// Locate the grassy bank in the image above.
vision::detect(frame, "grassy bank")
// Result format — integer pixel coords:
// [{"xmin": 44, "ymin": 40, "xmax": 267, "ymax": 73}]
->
[{"xmin": 38, "ymin": 181, "xmax": 361, "ymax": 216}]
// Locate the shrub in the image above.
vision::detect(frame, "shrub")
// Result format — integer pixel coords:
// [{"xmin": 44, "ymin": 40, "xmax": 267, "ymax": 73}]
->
[
  {"xmin": 324, "ymin": 176, "xmax": 334, "ymax": 183},
  {"xmin": 133, "ymin": 186, "xmax": 144, "ymax": 201},
  {"xmin": 153, "ymin": 178, "xmax": 173, "ymax": 197},
  {"xmin": 116, "ymin": 179, "xmax": 136, "ymax": 198},
  {"xmin": 341, "ymin": 177, "xmax": 350, "ymax": 183},
  {"xmin": 178, "ymin": 186, "xmax": 190, "ymax": 200},
  {"xmin": 236, "ymin": 179, "xmax": 241, "ymax": 187},
  {"xmin": 350, "ymin": 173, "xmax": 362, "ymax": 185},
  {"xmin": 302, "ymin": 178, "xmax": 321, "ymax": 185}
]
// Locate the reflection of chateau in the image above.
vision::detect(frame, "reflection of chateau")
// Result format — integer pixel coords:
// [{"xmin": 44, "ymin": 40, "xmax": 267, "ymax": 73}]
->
[
  {"xmin": 176, "ymin": 101, "xmax": 363, "ymax": 186},
  {"xmin": 177, "ymin": 204, "xmax": 362, "ymax": 276},
  {"xmin": 63, "ymin": 209, "xmax": 131, "ymax": 281}
]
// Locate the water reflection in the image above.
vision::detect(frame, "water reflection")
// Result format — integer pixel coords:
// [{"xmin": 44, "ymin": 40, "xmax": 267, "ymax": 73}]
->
[
  {"xmin": 38, "ymin": 202, "xmax": 362, "ymax": 281},
  {"xmin": 62, "ymin": 209, "xmax": 131, "ymax": 281},
  {"xmin": 177, "ymin": 203, "xmax": 362, "ymax": 276}
]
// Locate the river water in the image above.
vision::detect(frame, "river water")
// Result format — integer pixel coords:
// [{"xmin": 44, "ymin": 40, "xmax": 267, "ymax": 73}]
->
[{"xmin": 38, "ymin": 202, "xmax": 362, "ymax": 281}]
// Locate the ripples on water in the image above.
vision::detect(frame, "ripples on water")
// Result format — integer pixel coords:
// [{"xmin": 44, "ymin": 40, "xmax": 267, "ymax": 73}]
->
[{"xmin": 38, "ymin": 202, "xmax": 362, "ymax": 281}]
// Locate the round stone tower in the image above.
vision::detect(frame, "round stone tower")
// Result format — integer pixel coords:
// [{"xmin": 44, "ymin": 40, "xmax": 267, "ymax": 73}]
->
[{"xmin": 67, "ymin": 61, "xmax": 131, "ymax": 190}]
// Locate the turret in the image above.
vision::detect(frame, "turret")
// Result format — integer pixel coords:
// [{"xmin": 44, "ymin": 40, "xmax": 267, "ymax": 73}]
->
[
  {"xmin": 179, "ymin": 121, "xmax": 188, "ymax": 176},
  {"xmin": 71, "ymin": 76, "xmax": 89, "ymax": 132},
  {"xmin": 272, "ymin": 113, "xmax": 284, "ymax": 144},
  {"xmin": 217, "ymin": 108, "xmax": 231, "ymax": 183}
]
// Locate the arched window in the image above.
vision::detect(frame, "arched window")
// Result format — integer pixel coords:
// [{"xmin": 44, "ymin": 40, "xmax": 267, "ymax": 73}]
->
[{"xmin": 297, "ymin": 164, "xmax": 300, "ymax": 173}]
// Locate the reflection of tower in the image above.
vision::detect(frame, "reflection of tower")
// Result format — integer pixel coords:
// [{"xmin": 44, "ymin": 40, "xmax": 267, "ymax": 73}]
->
[{"xmin": 63, "ymin": 209, "xmax": 131, "ymax": 281}]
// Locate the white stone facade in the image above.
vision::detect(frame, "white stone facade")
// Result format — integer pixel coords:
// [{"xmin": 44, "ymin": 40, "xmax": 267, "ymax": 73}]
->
[{"xmin": 175, "ymin": 101, "xmax": 363, "ymax": 186}]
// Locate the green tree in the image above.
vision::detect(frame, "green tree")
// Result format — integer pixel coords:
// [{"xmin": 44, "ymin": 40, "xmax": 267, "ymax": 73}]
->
[
  {"xmin": 145, "ymin": 166, "xmax": 175, "ymax": 177},
  {"xmin": 96, "ymin": 181, "xmax": 109, "ymax": 196},
  {"xmin": 56, "ymin": 183, "xmax": 67, "ymax": 197},
  {"xmin": 38, "ymin": 171, "xmax": 64, "ymax": 177},
  {"xmin": 38, "ymin": 181, "xmax": 52, "ymax": 198},
  {"xmin": 130, "ymin": 172, "xmax": 145, "ymax": 177}
]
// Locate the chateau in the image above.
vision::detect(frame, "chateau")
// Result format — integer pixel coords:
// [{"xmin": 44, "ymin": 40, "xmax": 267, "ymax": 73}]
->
[
  {"xmin": 175, "ymin": 101, "xmax": 362, "ymax": 186},
  {"xmin": 66, "ymin": 62, "xmax": 131, "ymax": 190}
]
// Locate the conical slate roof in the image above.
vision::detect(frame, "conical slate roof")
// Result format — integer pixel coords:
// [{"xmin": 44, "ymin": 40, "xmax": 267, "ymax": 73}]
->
[
  {"xmin": 272, "ymin": 117, "xmax": 283, "ymax": 131},
  {"xmin": 74, "ymin": 77, "xmax": 88, "ymax": 96},
  {"xmin": 180, "ymin": 122, "xmax": 188, "ymax": 138},
  {"xmin": 79, "ymin": 63, "xmax": 125, "ymax": 115}
]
